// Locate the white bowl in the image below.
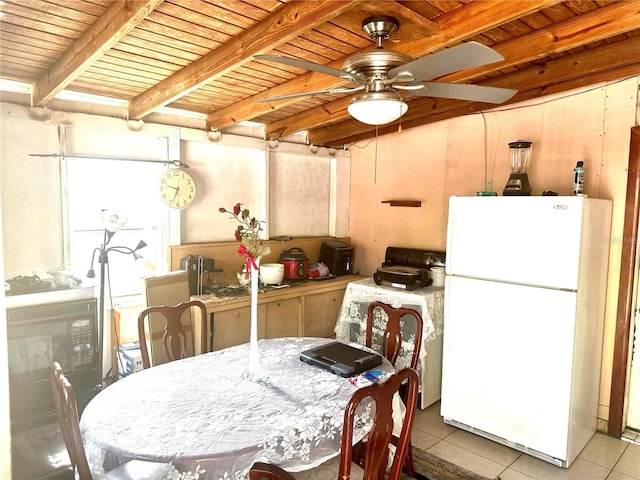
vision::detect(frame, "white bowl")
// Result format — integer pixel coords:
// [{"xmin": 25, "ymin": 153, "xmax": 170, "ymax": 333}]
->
[{"xmin": 259, "ymin": 263, "xmax": 285, "ymax": 285}]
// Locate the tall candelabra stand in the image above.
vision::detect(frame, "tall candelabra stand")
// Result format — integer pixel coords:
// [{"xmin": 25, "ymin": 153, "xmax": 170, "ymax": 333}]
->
[{"xmin": 86, "ymin": 211, "xmax": 147, "ymax": 385}]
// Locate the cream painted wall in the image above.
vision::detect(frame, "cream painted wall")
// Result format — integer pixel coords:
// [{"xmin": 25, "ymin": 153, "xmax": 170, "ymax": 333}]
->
[
  {"xmin": 348, "ymin": 77, "xmax": 639, "ymax": 431},
  {"xmin": 0, "ymin": 175, "xmax": 11, "ymax": 480}
]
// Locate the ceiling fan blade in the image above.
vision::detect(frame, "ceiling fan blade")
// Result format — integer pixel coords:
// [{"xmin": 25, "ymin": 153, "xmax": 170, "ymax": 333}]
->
[
  {"xmin": 388, "ymin": 42, "xmax": 505, "ymax": 82},
  {"xmin": 255, "ymin": 55, "xmax": 363, "ymax": 83},
  {"xmin": 255, "ymin": 85, "xmax": 364, "ymax": 103},
  {"xmin": 410, "ymin": 82, "xmax": 517, "ymax": 104}
]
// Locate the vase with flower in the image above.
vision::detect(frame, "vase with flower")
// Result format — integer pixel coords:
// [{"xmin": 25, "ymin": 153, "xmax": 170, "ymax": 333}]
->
[{"xmin": 219, "ymin": 203, "xmax": 270, "ymax": 380}]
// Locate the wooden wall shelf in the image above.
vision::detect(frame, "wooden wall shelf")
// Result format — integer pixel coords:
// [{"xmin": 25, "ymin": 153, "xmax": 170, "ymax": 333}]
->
[{"xmin": 381, "ymin": 200, "xmax": 422, "ymax": 207}]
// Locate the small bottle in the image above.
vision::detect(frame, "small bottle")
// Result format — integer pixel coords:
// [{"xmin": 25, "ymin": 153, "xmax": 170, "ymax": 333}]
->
[{"xmin": 572, "ymin": 161, "xmax": 585, "ymax": 196}]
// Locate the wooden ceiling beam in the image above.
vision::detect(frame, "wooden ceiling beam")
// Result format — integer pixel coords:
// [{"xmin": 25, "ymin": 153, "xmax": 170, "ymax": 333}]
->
[
  {"xmin": 31, "ymin": 0, "xmax": 162, "ymax": 107},
  {"xmin": 128, "ymin": 1, "xmax": 358, "ymax": 120},
  {"xmin": 275, "ymin": 1, "xmax": 640, "ymax": 140},
  {"xmin": 309, "ymin": 35, "xmax": 640, "ymax": 146}
]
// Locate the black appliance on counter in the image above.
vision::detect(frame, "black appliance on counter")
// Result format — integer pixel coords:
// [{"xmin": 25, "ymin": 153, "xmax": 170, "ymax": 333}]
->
[
  {"xmin": 373, "ymin": 246, "xmax": 446, "ymax": 290},
  {"xmin": 319, "ymin": 240, "xmax": 354, "ymax": 276},
  {"xmin": 181, "ymin": 254, "xmax": 221, "ymax": 295}
]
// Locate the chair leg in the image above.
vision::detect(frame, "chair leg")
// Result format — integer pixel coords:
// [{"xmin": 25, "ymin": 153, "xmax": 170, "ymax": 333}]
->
[{"xmin": 402, "ymin": 440, "xmax": 415, "ymax": 477}]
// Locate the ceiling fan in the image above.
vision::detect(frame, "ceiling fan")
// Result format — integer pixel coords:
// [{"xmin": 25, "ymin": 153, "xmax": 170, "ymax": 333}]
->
[{"xmin": 255, "ymin": 15, "xmax": 517, "ymax": 125}]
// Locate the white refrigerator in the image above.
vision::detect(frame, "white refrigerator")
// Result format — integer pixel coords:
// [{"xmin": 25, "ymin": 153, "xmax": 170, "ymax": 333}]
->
[{"xmin": 441, "ymin": 196, "xmax": 612, "ymax": 468}]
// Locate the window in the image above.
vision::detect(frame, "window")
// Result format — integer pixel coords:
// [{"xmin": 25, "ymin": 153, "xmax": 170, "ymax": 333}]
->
[{"xmin": 65, "ymin": 157, "xmax": 167, "ymax": 296}]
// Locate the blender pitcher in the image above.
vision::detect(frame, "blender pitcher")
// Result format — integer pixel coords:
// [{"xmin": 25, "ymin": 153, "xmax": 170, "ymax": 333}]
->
[{"xmin": 503, "ymin": 140, "xmax": 532, "ymax": 196}]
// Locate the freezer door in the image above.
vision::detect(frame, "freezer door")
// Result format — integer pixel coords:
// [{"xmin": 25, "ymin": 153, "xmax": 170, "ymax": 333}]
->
[
  {"xmin": 446, "ymin": 196, "xmax": 601, "ymax": 290},
  {"xmin": 441, "ymin": 276, "xmax": 577, "ymax": 462}
]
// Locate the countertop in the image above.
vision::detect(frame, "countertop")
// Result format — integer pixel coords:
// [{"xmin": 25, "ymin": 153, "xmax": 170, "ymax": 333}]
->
[{"xmin": 193, "ymin": 274, "xmax": 365, "ymax": 312}]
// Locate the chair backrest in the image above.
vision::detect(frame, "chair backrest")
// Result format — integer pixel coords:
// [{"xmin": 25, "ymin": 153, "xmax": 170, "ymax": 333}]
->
[
  {"xmin": 50, "ymin": 362, "xmax": 93, "ymax": 480},
  {"xmin": 249, "ymin": 368, "xmax": 419, "ymax": 480},
  {"xmin": 341, "ymin": 367, "xmax": 419, "ymax": 480},
  {"xmin": 365, "ymin": 301, "xmax": 423, "ymax": 370},
  {"xmin": 138, "ymin": 300, "xmax": 208, "ymax": 369}
]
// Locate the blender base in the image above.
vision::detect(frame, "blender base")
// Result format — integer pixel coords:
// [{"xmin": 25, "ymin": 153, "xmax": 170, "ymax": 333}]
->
[{"xmin": 503, "ymin": 173, "xmax": 531, "ymax": 196}]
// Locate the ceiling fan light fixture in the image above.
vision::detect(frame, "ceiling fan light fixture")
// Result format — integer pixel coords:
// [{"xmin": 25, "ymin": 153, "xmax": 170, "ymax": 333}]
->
[{"xmin": 347, "ymin": 91, "xmax": 408, "ymax": 126}]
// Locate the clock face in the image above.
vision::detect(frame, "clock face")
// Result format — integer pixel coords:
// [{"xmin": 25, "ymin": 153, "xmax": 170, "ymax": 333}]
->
[{"xmin": 158, "ymin": 168, "xmax": 197, "ymax": 209}]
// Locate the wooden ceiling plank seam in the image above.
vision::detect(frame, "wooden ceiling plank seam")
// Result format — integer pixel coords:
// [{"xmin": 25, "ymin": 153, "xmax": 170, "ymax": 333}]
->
[
  {"xmin": 102, "ymin": 49, "xmax": 182, "ymax": 71},
  {"xmin": 0, "ymin": 0, "xmax": 100, "ymax": 33},
  {"xmin": 164, "ymin": 0, "xmax": 271, "ymax": 28},
  {"xmin": 86, "ymin": 63, "xmax": 164, "ymax": 84},
  {"xmin": 100, "ymin": 52, "xmax": 176, "ymax": 77},
  {"xmin": 119, "ymin": 33, "xmax": 205, "ymax": 63},
  {"xmin": 110, "ymin": 43, "xmax": 190, "ymax": 69},
  {"xmin": 0, "ymin": 46, "xmax": 51, "ymax": 64},
  {"xmin": 148, "ymin": 6, "xmax": 243, "ymax": 40},
  {"xmin": 285, "ymin": 34, "xmax": 351, "ymax": 61},
  {"xmin": 0, "ymin": 16, "xmax": 76, "ymax": 47},
  {"xmin": 265, "ymin": 1, "xmax": 638, "ymax": 138},
  {"xmin": 0, "ymin": 9, "xmax": 87, "ymax": 40},
  {"xmin": 298, "ymin": 28, "xmax": 360, "ymax": 56},
  {"xmin": 126, "ymin": 24, "xmax": 223, "ymax": 57},
  {"xmin": 137, "ymin": 15, "xmax": 230, "ymax": 48},
  {"xmin": 0, "ymin": 31, "xmax": 68, "ymax": 56},
  {"xmin": 222, "ymin": 71, "xmax": 279, "ymax": 89},
  {"xmin": 207, "ymin": 0, "xmax": 556, "ymax": 131},
  {"xmin": 538, "ymin": 2, "xmax": 579, "ymax": 23},
  {"xmin": 128, "ymin": 0, "xmax": 360, "ymax": 119},
  {"xmin": 272, "ymin": 43, "xmax": 337, "ymax": 66},
  {"xmin": 407, "ymin": 1, "xmax": 463, "ymax": 19},
  {"xmin": 307, "ymin": 37, "xmax": 640, "ymax": 146},
  {"xmin": 562, "ymin": 0, "xmax": 606, "ymax": 16},
  {"xmin": 314, "ymin": 19, "xmax": 373, "ymax": 50},
  {"xmin": 31, "ymin": 0, "xmax": 164, "ymax": 106}
]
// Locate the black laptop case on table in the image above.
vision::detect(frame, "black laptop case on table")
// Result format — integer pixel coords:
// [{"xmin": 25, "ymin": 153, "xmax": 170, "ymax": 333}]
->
[{"xmin": 299, "ymin": 341, "xmax": 383, "ymax": 377}]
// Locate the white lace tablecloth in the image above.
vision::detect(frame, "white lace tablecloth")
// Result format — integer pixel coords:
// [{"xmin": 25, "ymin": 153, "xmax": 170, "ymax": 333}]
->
[
  {"xmin": 334, "ymin": 278, "xmax": 444, "ymax": 368},
  {"xmin": 80, "ymin": 337, "xmax": 395, "ymax": 480}
]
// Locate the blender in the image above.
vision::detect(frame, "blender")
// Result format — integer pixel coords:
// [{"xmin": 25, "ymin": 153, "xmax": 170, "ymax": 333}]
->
[{"xmin": 503, "ymin": 140, "xmax": 532, "ymax": 196}]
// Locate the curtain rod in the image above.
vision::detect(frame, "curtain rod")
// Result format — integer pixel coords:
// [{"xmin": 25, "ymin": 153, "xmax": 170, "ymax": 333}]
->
[{"xmin": 28, "ymin": 153, "xmax": 189, "ymax": 168}]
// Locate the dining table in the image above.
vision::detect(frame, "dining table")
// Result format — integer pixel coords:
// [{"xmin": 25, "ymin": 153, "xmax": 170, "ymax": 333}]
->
[{"xmin": 80, "ymin": 336, "xmax": 396, "ymax": 479}]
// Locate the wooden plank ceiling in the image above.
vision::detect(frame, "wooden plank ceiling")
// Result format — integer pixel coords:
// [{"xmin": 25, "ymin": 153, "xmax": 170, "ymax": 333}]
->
[{"xmin": 1, "ymin": 0, "xmax": 639, "ymax": 147}]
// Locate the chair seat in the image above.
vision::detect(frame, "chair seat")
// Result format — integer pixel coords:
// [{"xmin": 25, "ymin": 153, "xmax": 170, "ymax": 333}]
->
[{"xmin": 292, "ymin": 455, "xmax": 364, "ymax": 480}]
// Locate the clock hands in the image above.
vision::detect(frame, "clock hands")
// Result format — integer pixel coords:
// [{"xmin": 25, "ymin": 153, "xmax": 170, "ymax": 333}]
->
[{"xmin": 164, "ymin": 184, "xmax": 180, "ymax": 202}]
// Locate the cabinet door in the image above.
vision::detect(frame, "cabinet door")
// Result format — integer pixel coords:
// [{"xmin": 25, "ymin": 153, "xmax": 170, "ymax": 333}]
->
[
  {"xmin": 265, "ymin": 298, "xmax": 299, "ymax": 338},
  {"xmin": 304, "ymin": 289, "xmax": 345, "ymax": 338},
  {"xmin": 212, "ymin": 305, "xmax": 266, "ymax": 351}
]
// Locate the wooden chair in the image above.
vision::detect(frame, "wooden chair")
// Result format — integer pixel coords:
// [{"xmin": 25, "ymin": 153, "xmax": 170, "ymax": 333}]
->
[
  {"xmin": 249, "ymin": 367, "xmax": 419, "ymax": 480},
  {"xmin": 365, "ymin": 301, "xmax": 423, "ymax": 371},
  {"xmin": 50, "ymin": 361, "xmax": 93, "ymax": 480},
  {"xmin": 365, "ymin": 301, "xmax": 424, "ymax": 476},
  {"xmin": 50, "ymin": 362, "xmax": 169, "ymax": 479},
  {"xmin": 137, "ymin": 300, "xmax": 208, "ymax": 369}
]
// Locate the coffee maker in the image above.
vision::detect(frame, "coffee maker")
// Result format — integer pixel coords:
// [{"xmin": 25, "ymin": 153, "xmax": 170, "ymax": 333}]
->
[{"xmin": 503, "ymin": 140, "xmax": 532, "ymax": 196}]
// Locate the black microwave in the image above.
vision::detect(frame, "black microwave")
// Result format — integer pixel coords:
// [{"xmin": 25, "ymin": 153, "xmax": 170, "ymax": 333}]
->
[{"xmin": 6, "ymin": 297, "xmax": 102, "ymax": 432}]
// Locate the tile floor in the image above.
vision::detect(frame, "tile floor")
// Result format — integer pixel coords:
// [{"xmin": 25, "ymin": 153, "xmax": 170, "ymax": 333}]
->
[{"xmin": 412, "ymin": 401, "xmax": 640, "ymax": 480}]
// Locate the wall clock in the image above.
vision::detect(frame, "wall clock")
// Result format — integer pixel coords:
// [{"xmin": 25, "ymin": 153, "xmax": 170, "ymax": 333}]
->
[{"xmin": 158, "ymin": 168, "xmax": 197, "ymax": 209}]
